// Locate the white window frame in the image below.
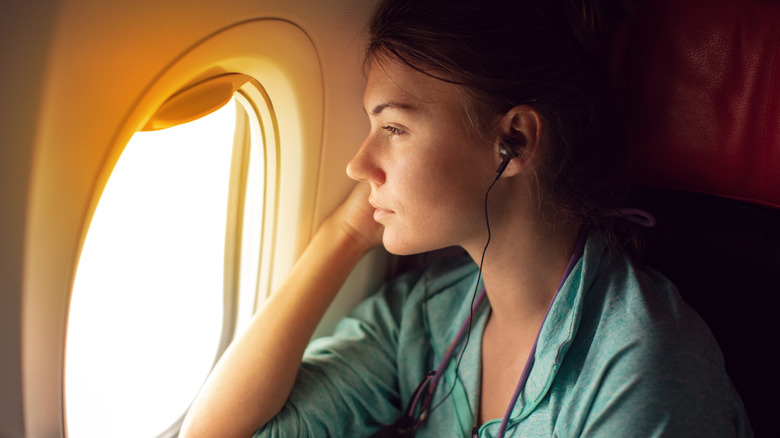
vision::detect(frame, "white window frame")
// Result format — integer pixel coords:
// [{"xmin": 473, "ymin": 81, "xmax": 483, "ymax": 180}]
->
[{"xmin": 21, "ymin": 19, "xmax": 324, "ymax": 437}]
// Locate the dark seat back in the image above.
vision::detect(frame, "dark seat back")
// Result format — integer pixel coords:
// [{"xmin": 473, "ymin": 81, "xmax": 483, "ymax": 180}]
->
[{"xmin": 612, "ymin": 1, "xmax": 780, "ymax": 434}]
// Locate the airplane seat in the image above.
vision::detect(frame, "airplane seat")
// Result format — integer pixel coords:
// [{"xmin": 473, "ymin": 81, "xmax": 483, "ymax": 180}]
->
[
  {"xmin": 610, "ymin": 0, "xmax": 780, "ymax": 434},
  {"xmin": 385, "ymin": 1, "xmax": 775, "ymax": 434}
]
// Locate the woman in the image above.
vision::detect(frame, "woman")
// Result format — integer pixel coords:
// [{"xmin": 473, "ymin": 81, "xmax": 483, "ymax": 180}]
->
[{"xmin": 181, "ymin": 0, "xmax": 751, "ymax": 436}]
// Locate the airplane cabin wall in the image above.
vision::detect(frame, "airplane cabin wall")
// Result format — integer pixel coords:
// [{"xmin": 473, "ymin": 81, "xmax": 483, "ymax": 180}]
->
[
  {"xmin": 0, "ymin": 0, "xmax": 382, "ymax": 436},
  {"xmin": 1, "ymin": 2, "xmax": 63, "ymax": 436}
]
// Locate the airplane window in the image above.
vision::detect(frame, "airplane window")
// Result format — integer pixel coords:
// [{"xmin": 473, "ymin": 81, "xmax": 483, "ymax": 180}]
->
[{"xmin": 65, "ymin": 92, "xmax": 266, "ymax": 437}]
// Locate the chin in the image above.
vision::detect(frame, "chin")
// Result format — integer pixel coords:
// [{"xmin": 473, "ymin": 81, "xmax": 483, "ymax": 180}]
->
[
  {"xmin": 381, "ymin": 240, "xmax": 417, "ymax": 256},
  {"xmin": 382, "ymin": 232, "xmax": 445, "ymax": 257}
]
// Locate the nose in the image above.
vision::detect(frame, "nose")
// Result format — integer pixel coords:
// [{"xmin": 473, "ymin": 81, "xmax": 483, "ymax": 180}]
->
[{"xmin": 346, "ymin": 136, "xmax": 386, "ymax": 185}]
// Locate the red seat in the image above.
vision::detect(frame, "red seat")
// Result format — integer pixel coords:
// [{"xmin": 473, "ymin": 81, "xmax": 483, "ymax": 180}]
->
[
  {"xmin": 611, "ymin": 1, "xmax": 780, "ymax": 435},
  {"xmin": 613, "ymin": 0, "xmax": 780, "ymax": 208}
]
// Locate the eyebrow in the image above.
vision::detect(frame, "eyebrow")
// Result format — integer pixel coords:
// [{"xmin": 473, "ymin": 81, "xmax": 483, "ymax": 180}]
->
[{"xmin": 368, "ymin": 101, "xmax": 418, "ymax": 116}]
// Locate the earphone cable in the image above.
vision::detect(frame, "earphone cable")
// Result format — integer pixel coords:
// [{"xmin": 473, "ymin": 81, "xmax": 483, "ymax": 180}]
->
[{"xmin": 428, "ymin": 175, "xmax": 498, "ymax": 413}]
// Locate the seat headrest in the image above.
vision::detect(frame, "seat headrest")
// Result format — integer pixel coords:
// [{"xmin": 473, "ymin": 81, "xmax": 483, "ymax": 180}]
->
[{"xmin": 612, "ymin": 0, "xmax": 780, "ymax": 209}]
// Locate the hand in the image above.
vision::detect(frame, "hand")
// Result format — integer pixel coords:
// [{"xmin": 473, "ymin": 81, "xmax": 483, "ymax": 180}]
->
[{"xmin": 330, "ymin": 183, "xmax": 384, "ymax": 253}]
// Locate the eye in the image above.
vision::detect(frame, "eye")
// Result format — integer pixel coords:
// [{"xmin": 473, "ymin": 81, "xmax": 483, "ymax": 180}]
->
[{"xmin": 383, "ymin": 125, "xmax": 405, "ymax": 136}]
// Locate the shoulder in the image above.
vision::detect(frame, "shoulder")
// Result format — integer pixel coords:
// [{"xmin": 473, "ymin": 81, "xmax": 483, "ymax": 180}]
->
[
  {"xmin": 564, "ymin": 249, "xmax": 751, "ymax": 435},
  {"xmin": 585, "ymin": 251, "xmax": 719, "ymax": 361},
  {"xmin": 576, "ymin": 248, "xmax": 724, "ymax": 378},
  {"xmin": 565, "ymin": 233, "xmax": 716, "ymax": 362}
]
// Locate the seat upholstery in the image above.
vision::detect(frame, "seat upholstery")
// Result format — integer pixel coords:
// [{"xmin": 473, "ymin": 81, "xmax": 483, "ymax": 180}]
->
[
  {"xmin": 611, "ymin": 1, "xmax": 780, "ymax": 435},
  {"xmin": 613, "ymin": 0, "xmax": 780, "ymax": 208}
]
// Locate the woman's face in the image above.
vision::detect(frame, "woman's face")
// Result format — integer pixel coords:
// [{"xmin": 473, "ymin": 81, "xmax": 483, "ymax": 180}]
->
[{"xmin": 347, "ymin": 58, "xmax": 498, "ymax": 255}]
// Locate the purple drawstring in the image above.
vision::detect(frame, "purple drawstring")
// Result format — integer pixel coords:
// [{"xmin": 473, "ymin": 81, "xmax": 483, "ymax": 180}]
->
[{"xmin": 617, "ymin": 208, "xmax": 657, "ymax": 228}]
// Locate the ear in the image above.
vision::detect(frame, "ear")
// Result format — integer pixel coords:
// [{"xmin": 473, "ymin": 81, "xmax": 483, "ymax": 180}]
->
[{"xmin": 494, "ymin": 105, "xmax": 543, "ymax": 178}]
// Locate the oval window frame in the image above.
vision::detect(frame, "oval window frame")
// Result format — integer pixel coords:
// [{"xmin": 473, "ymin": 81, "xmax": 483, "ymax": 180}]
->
[{"xmin": 59, "ymin": 19, "xmax": 323, "ymax": 437}]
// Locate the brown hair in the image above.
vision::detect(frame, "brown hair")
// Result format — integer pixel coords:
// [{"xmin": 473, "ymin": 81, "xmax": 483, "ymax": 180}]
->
[{"xmin": 367, "ymin": 0, "xmax": 636, "ymax": 245}]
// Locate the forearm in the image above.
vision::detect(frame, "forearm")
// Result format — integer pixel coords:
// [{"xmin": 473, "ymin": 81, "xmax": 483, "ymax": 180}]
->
[{"xmin": 179, "ymin": 217, "xmax": 373, "ymax": 438}]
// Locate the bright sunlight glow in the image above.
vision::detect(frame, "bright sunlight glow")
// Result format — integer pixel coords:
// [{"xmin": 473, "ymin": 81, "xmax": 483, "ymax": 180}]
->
[{"xmin": 66, "ymin": 99, "xmax": 237, "ymax": 438}]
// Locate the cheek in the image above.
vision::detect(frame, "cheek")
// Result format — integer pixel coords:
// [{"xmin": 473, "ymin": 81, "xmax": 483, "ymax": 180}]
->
[
  {"xmin": 395, "ymin": 155, "xmax": 457, "ymax": 205},
  {"xmin": 398, "ymin": 153, "xmax": 487, "ymax": 226},
  {"xmin": 381, "ymin": 144, "xmax": 492, "ymax": 253}
]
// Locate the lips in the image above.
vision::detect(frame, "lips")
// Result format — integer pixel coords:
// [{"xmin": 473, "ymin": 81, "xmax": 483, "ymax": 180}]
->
[{"xmin": 369, "ymin": 198, "xmax": 395, "ymax": 221}]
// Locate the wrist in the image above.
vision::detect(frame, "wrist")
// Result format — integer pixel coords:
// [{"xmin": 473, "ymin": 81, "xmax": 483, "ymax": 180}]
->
[{"xmin": 317, "ymin": 216, "xmax": 376, "ymax": 263}]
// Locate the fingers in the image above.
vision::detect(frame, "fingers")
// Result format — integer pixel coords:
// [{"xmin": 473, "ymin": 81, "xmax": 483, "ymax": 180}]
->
[{"xmin": 335, "ymin": 183, "xmax": 384, "ymax": 251}]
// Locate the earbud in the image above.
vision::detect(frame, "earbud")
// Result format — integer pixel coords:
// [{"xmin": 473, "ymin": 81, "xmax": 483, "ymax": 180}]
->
[{"xmin": 494, "ymin": 140, "xmax": 519, "ymax": 180}]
